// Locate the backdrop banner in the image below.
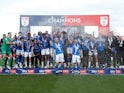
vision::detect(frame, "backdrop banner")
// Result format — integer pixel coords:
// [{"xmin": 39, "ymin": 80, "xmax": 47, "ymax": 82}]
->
[{"xmin": 20, "ymin": 15, "xmax": 110, "ymax": 35}]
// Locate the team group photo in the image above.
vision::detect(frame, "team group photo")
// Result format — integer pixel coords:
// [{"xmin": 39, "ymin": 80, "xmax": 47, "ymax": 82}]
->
[
  {"xmin": 1, "ymin": 0, "xmax": 124, "ymax": 93},
  {"xmin": 0, "ymin": 29, "xmax": 124, "ymax": 74}
]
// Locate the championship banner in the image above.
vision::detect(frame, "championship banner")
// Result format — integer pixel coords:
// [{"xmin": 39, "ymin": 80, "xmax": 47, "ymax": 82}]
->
[{"xmin": 20, "ymin": 15, "xmax": 110, "ymax": 35}]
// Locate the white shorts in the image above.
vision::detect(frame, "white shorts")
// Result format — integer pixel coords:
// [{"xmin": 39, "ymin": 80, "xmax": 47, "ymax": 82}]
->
[
  {"xmin": 16, "ymin": 50, "xmax": 24, "ymax": 55},
  {"xmin": 55, "ymin": 53, "xmax": 64, "ymax": 63},
  {"xmin": 88, "ymin": 50, "xmax": 98, "ymax": 56},
  {"xmin": 72, "ymin": 55, "xmax": 81, "ymax": 63},
  {"xmin": 16, "ymin": 50, "xmax": 21, "ymax": 55},
  {"xmin": 67, "ymin": 47, "xmax": 72, "ymax": 54},
  {"xmin": 51, "ymin": 48, "xmax": 56, "ymax": 60},
  {"xmin": 24, "ymin": 52, "xmax": 32, "ymax": 57},
  {"xmin": 41, "ymin": 48, "xmax": 50, "ymax": 55},
  {"xmin": 50, "ymin": 48, "xmax": 53, "ymax": 56}
]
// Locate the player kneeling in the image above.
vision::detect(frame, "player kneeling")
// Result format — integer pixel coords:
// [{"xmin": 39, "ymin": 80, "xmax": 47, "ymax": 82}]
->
[{"xmin": 71, "ymin": 39, "xmax": 83, "ymax": 74}]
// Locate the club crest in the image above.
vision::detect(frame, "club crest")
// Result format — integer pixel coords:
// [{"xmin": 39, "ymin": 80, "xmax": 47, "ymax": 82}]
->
[
  {"xmin": 100, "ymin": 16, "xmax": 108, "ymax": 26},
  {"xmin": 21, "ymin": 17, "xmax": 29, "ymax": 26}
]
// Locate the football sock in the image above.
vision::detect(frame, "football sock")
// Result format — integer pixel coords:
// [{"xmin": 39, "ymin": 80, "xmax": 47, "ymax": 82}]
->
[
  {"xmin": 8, "ymin": 58, "xmax": 12, "ymax": 66},
  {"xmin": 15, "ymin": 56, "xmax": 19, "ymax": 64},
  {"xmin": 21, "ymin": 56, "xmax": 24, "ymax": 63},
  {"xmin": 1, "ymin": 58, "xmax": 5, "ymax": 66}
]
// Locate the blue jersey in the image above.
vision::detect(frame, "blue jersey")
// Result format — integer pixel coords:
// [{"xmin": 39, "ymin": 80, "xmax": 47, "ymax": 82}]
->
[
  {"xmin": 88, "ymin": 40, "xmax": 97, "ymax": 50},
  {"xmin": 50, "ymin": 39, "xmax": 54, "ymax": 48},
  {"xmin": 72, "ymin": 43, "xmax": 81, "ymax": 55},
  {"xmin": 16, "ymin": 39, "xmax": 23, "ymax": 50},
  {"xmin": 67, "ymin": 43, "xmax": 73, "ymax": 48},
  {"xmin": 42, "ymin": 37, "xmax": 50, "ymax": 49},
  {"xmin": 78, "ymin": 38, "xmax": 82, "ymax": 44},
  {"xmin": 53, "ymin": 41, "xmax": 64, "ymax": 55},
  {"xmin": 46, "ymin": 34, "xmax": 51, "ymax": 41},
  {"xmin": 11, "ymin": 44, "xmax": 16, "ymax": 53},
  {"xmin": 97, "ymin": 41, "xmax": 105, "ymax": 51},
  {"xmin": 24, "ymin": 36, "xmax": 32, "ymax": 41},
  {"xmin": 24, "ymin": 41, "xmax": 32, "ymax": 52},
  {"xmin": 33, "ymin": 44, "xmax": 41, "ymax": 53},
  {"xmin": 36, "ymin": 35, "xmax": 42, "ymax": 42},
  {"xmin": 83, "ymin": 39, "xmax": 89, "ymax": 50}
]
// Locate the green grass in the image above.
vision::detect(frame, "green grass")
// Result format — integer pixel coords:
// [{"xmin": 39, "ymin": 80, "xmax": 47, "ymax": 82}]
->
[{"xmin": 0, "ymin": 75, "xmax": 124, "ymax": 93}]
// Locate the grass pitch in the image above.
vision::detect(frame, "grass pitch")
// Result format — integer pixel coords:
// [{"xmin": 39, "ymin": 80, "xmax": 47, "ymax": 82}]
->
[{"xmin": 0, "ymin": 75, "xmax": 124, "ymax": 93}]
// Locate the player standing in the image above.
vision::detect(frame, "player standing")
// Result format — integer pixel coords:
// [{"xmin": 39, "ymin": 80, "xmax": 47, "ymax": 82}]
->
[
  {"xmin": 82, "ymin": 36, "xmax": 89, "ymax": 68},
  {"xmin": 32, "ymin": 39, "xmax": 41, "ymax": 68},
  {"xmin": 97, "ymin": 36, "xmax": 105, "ymax": 68},
  {"xmin": 41, "ymin": 33, "xmax": 50, "ymax": 68},
  {"xmin": 1, "ymin": 32, "xmax": 16, "ymax": 70},
  {"xmin": 66, "ymin": 38, "xmax": 73, "ymax": 68},
  {"xmin": 71, "ymin": 39, "xmax": 83, "ymax": 73},
  {"xmin": 88, "ymin": 36, "xmax": 99, "ymax": 68},
  {"xmin": 15, "ymin": 32, "xmax": 24, "ymax": 68},
  {"xmin": 53, "ymin": 37, "xmax": 64, "ymax": 73},
  {"xmin": 0, "ymin": 39, "xmax": 2, "ymax": 70},
  {"xmin": 24, "ymin": 39, "xmax": 33, "ymax": 68}
]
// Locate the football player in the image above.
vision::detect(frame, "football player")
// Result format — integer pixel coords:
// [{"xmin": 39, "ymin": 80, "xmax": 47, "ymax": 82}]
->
[
  {"xmin": 88, "ymin": 36, "xmax": 99, "ymax": 68},
  {"xmin": 41, "ymin": 33, "xmax": 50, "ymax": 68},
  {"xmin": 53, "ymin": 37, "xmax": 64, "ymax": 73},
  {"xmin": 71, "ymin": 38, "xmax": 83, "ymax": 73},
  {"xmin": 24, "ymin": 39, "xmax": 33, "ymax": 68}
]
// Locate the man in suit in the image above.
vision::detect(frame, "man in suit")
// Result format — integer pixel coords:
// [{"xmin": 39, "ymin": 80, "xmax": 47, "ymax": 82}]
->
[{"xmin": 119, "ymin": 37, "xmax": 124, "ymax": 66}]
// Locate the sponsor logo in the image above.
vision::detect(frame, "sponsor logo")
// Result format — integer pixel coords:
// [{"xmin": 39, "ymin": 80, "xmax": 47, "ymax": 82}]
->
[
  {"xmin": 20, "ymin": 69, "xmax": 27, "ymax": 73},
  {"xmin": 116, "ymin": 70, "xmax": 121, "ymax": 74},
  {"xmin": 28, "ymin": 69, "xmax": 34, "ymax": 74},
  {"xmin": 100, "ymin": 16, "xmax": 109, "ymax": 26},
  {"xmin": 39, "ymin": 70, "xmax": 45, "ymax": 74},
  {"xmin": 91, "ymin": 70, "xmax": 97, "ymax": 74},
  {"xmin": 62, "ymin": 70, "xmax": 69, "ymax": 74},
  {"xmin": 110, "ymin": 70, "xmax": 115, "ymax": 74},
  {"xmin": 10, "ymin": 69, "xmax": 16, "ymax": 74},
  {"xmin": 21, "ymin": 17, "xmax": 29, "ymax": 26},
  {"xmin": 45, "ymin": 70, "xmax": 52, "ymax": 74},
  {"xmin": 80, "ymin": 70, "xmax": 87, "ymax": 74},
  {"xmin": 98, "ymin": 70, "xmax": 104, "ymax": 74},
  {"xmin": 5, "ymin": 69, "xmax": 10, "ymax": 73}
]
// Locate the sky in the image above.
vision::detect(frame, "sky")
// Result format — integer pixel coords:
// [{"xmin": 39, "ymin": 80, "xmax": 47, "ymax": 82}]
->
[{"xmin": 0, "ymin": 0, "xmax": 124, "ymax": 37}]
